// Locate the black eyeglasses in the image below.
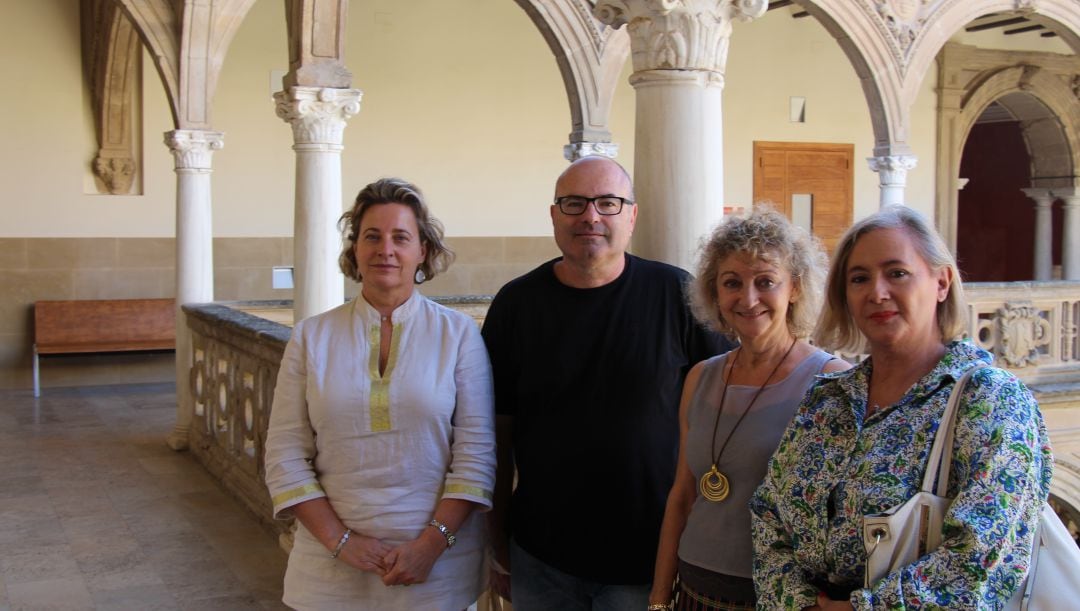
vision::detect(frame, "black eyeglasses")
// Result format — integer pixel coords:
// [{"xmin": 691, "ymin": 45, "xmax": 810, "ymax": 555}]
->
[{"xmin": 554, "ymin": 196, "xmax": 634, "ymax": 216}]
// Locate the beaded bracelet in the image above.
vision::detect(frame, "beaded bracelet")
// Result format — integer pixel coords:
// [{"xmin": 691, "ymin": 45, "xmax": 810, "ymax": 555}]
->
[
  {"xmin": 428, "ymin": 519, "xmax": 456, "ymax": 548},
  {"xmin": 331, "ymin": 528, "xmax": 352, "ymax": 559}
]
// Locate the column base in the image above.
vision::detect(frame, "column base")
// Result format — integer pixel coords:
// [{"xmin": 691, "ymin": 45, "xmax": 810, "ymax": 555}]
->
[{"xmin": 166, "ymin": 425, "xmax": 190, "ymax": 451}]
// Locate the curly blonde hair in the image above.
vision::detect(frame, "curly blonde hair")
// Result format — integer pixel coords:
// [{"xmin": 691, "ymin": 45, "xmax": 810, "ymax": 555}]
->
[{"xmin": 689, "ymin": 206, "xmax": 827, "ymax": 339}]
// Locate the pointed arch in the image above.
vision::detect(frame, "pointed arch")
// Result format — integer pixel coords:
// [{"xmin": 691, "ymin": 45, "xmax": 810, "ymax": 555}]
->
[
  {"xmin": 115, "ymin": 0, "xmax": 258, "ymax": 129},
  {"xmin": 515, "ymin": 0, "xmax": 630, "ymax": 157}
]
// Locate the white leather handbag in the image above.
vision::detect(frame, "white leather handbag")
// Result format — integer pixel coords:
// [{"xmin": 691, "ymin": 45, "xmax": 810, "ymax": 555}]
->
[{"xmin": 862, "ymin": 366, "xmax": 1080, "ymax": 609}]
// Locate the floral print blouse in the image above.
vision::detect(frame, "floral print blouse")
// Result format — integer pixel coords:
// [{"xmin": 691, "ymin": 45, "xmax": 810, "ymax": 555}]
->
[{"xmin": 750, "ymin": 340, "xmax": 1052, "ymax": 610}]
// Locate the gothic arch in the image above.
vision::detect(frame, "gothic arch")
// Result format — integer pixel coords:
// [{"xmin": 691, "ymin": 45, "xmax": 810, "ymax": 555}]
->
[
  {"xmin": 116, "ymin": 0, "xmax": 258, "ymax": 129},
  {"xmin": 515, "ymin": 0, "xmax": 630, "ymax": 159},
  {"xmin": 935, "ymin": 43, "xmax": 1080, "ymax": 249},
  {"xmin": 907, "ymin": 0, "xmax": 1080, "ymax": 115},
  {"xmin": 793, "ymin": 0, "xmax": 909, "ymax": 156}
]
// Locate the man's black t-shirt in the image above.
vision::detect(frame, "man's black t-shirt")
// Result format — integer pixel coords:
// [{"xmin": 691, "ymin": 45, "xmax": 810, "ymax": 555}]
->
[{"xmin": 481, "ymin": 254, "xmax": 731, "ymax": 584}]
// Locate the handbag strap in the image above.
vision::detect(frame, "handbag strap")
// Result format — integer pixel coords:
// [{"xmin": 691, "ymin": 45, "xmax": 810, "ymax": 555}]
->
[{"xmin": 920, "ymin": 365, "xmax": 987, "ymax": 495}]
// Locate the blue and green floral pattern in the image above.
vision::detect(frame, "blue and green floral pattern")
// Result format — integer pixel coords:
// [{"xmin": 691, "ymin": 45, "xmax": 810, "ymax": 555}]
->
[{"xmin": 750, "ymin": 341, "xmax": 1053, "ymax": 610}]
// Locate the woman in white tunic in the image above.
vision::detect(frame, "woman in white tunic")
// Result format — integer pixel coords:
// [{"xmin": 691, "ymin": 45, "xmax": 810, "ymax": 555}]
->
[{"xmin": 264, "ymin": 178, "xmax": 496, "ymax": 610}]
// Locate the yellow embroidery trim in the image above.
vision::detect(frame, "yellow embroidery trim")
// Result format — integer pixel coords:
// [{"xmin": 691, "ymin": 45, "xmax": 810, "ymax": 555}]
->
[
  {"xmin": 368, "ymin": 322, "xmax": 403, "ymax": 432},
  {"xmin": 272, "ymin": 482, "xmax": 325, "ymax": 507},
  {"xmin": 444, "ymin": 484, "xmax": 494, "ymax": 501}
]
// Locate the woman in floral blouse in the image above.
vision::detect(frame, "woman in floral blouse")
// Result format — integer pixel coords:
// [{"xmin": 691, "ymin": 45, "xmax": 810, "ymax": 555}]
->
[{"xmin": 750, "ymin": 206, "xmax": 1053, "ymax": 610}]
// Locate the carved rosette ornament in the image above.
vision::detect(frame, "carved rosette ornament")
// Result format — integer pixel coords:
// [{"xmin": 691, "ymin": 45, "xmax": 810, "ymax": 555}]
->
[
  {"xmin": 274, "ymin": 87, "xmax": 363, "ymax": 148},
  {"xmin": 593, "ymin": 0, "xmax": 768, "ymax": 74},
  {"xmin": 564, "ymin": 141, "xmax": 620, "ymax": 161},
  {"xmin": 996, "ymin": 301, "xmax": 1051, "ymax": 368},
  {"xmin": 164, "ymin": 130, "xmax": 225, "ymax": 172}
]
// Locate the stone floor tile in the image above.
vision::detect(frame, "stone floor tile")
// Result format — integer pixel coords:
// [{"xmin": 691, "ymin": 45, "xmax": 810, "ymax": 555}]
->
[
  {"xmin": 0, "ymin": 383, "xmax": 285, "ymax": 608},
  {"xmin": 6, "ymin": 578, "xmax": 94, "ymax": 611},
  {"xmin": 0, "ymin": 545, "xmax": 82, "ymax": 585},
  {"xmin": 90, "ymin": 584, "xmax": 179, "ymax": 611},
  {"xmin": 181, "ymin": 592, "xmax": 265, "ymax": 611}
]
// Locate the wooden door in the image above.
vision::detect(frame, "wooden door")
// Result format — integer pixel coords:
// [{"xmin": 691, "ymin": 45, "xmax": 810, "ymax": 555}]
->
[{"xmin": 753, "ymin": 141, "xmax": 854, "ymax": 254}]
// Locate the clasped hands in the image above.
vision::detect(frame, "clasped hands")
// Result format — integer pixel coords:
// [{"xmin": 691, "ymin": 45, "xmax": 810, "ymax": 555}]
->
[{"xmin": 336, "ymin": 529, "xmax": 447, "ymax": 586}]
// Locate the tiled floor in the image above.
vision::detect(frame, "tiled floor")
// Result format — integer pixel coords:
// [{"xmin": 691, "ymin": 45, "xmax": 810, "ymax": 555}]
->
[{"xmin": 0, "ymin": 383, "xmax": 288, "ymax": 611}]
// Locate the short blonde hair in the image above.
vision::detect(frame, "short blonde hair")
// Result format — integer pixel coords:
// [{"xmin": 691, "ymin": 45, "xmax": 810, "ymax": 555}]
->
[
  {"xmin": 814, "ymin": 205, "xmax": 967, "ymax": 353},
  {"xmin": 338, "ymin": 178, "xmax": 454, "ymax": 284},
  {"xmin": 689, "ymin": 206, "xmax": 828, "ymax": 339}
]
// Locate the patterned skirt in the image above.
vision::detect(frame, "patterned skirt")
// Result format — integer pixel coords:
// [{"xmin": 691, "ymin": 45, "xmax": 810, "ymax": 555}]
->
[{"xmin": 675, "ymin": 575, "xmax": 756, "ymax": 611}]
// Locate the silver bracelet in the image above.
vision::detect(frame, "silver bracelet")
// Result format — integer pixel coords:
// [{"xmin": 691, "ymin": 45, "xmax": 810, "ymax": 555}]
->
[
  {"xmin": 331, "ymin": 528, "xmax": 352, "ymax": 559},
  {"xmin": 647, "ymin": 604, "xmax": 672, "ymax": 611},
  {"xmin": 428, "ymin": 519, "xmax": 456, "ymax": 548}
]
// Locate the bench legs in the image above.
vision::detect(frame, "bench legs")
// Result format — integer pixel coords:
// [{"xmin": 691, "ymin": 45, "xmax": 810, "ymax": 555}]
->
[{"xmin": 32, "ymin": 344, "xmax": 40, "ymax": 398}]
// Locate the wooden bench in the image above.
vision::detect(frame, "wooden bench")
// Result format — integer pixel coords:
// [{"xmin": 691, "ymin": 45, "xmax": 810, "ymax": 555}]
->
[{"xmin": 33, "ymin": 298, "xmax": 176, "ymax": 397}]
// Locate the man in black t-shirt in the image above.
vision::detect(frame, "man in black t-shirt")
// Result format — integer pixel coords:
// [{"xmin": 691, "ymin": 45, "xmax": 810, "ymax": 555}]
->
[{"xmin": 481, "ymin": 156, "xmax": 729, "ymax": 609}]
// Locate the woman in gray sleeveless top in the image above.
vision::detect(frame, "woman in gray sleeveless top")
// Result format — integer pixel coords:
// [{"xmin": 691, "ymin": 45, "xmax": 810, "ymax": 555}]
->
[{"xmin": 648, "ymin": 208, "xmax": 849, "ymax": 611}]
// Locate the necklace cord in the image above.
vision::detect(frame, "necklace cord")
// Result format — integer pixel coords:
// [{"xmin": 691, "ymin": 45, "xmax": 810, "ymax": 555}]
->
[{"xmin": 707, "ymin": 337, "xmax": 798, "ymax": 467}]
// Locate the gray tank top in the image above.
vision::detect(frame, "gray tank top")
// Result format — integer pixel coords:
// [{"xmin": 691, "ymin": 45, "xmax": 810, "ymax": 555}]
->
[{"xmin": 678, "ymin": 348, "xmax": 833, "ymax": 577}]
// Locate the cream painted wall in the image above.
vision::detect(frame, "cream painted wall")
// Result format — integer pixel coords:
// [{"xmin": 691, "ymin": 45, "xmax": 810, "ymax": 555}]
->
[
  {"xmin": 722, "ymin": 10, "xmax": 884, "ymax": 223},
  {"xmin": 3, "ymin": 3, "xmax": 1071, "ymax": 240},
  {"xmin": 1, "ymin": 0, "xmax": 637, "ymax": 239}
]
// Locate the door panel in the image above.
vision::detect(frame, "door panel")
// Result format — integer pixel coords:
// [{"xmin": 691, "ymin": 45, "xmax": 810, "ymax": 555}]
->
[{"xmin": 753, "ymin": 141, "xmax": 854, "ymax": 254}]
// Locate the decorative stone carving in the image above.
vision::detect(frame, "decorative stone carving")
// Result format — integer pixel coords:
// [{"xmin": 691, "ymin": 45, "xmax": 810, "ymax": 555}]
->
[
  {"xmin": 92, "ymin": 155, "xmax": 136, "ymax": 193},
  {"xmin": 1019, "ymin": 64, "xmax": 1041, "ymax": 91},
  {"xmin": 164, "ymin": 130, "xmax": 225, "ymax": 171},
  {"xmin": 996, "ymin": 301, "xmax": 1051, "ymax": 368},
  {"xmin": 82, "ymin": 0, "xmax": 141, "ymax": 194},
  {"xmin": 274, "ymin": 87, "xmax": 363, "ymax": 146},
  {"xmin": 593, "ymin": 0, "xmax": 767, "ymax": 73},
  {"xmin": 1015, "ymin": 0, "xmax": 1037, "ymax": 12},
  {"xmin": 871, "ymin": 0, "xmax": 932, "ymax": 59},
  {"xmin": 867, "ymin": 154, "xmax": 918, "ymax": 186},
  {"xmin": 564, "ymin": 141, "xmax": 620, "ymax": 161}
]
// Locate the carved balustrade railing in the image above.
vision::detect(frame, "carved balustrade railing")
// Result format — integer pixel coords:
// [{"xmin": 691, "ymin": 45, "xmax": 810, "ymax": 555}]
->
[
  {"xmin": 182, "ymin": 288, "xmax": 1080, "ymax": 549},
  {"xmin": 181, "ymin": 297, "xmax": 493, "ymax": 543},
  {"xmin": 964, "ymin": 282, "xmax": 1080, "ymax": 392}
]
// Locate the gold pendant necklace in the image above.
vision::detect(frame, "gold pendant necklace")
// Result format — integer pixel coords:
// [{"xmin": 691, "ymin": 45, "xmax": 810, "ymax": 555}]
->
[{"xmin": 700, "ymin": 337, "xmax": 797, "ymax": 503}]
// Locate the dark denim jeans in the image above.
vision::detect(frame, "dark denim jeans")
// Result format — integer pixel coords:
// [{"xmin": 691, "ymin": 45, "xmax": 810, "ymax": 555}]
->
[{"xmin": 509, "ymin": 539, "xmax": 651, "ymax": 611}]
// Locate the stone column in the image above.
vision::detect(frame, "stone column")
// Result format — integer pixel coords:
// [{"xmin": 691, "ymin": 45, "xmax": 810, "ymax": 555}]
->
[
  {"xmin": 164, "ymin": 129, "xmax": 224, "ymax": 451},
  {"xmin": 868, "ymin": 155, "xmax": 918, "ymax": 207},
  {"xmin": 274, "ymin": 86, "xmax": 363, "ymax": 322},
  {"xmin": 1055, "ymin": 188, "xmax": 1080, "ymax": 281},
  {"xmin": 1022, "ymin": 188, "xmax": 1054, "ymax": 281},
  {"xmin": 564, "ymin": 141, "xmax": 619, "ymax": 162},
  {"xmin": 594, "ymin": 0, "xmax": 767, "ymax": 271}
]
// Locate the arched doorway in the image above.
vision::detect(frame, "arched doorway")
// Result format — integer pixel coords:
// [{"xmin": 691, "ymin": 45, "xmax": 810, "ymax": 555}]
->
[{"xmin": 957, "ymin": 94, "xmax": 1068, "ymax": 281}]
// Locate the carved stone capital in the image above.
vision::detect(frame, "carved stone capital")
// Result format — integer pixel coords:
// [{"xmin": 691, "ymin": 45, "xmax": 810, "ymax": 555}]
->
[
  {"xmin": 274, "ymin": 87, "xmax": 363, "ymax": 147},
  {"xmin": 593, "ymin": 0, "xmax": 766, "ymax": 73},
  {"xmin": 1022, "ymin": 187, "xmax": 1054, "ymax": 205},
  {"xmin": 93, "ymin": 154, "xmax": 136, "ymax": 194},
  {"xmin": 1052, "ymin": 187, "xmax": 1080, "ymax": 206},
  {"xmin": 564, "ymin": 141, "xmax": 620, "ymax": 161},
  {"xmin": 867, "ymin": 154, "xmax": 918, "ymax": 186},
  {"xmin": 164, "ymin": 130, "xmax": 224, "ymax": 171}
]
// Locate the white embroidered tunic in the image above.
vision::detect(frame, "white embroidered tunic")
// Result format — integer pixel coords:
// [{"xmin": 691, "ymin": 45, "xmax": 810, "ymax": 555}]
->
[{"xmin": 264, "ymin": 291, "xmax": 496, "ymax": 610}]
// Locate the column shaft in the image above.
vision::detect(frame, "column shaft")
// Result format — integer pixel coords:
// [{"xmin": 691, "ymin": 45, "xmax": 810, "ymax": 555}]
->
[
  {"xmin": 1022, "ymin": 188, "xmax": 1054, "ymax": 281},
  {"xmin": 631, "ymin": 71, "xmax": 724, "ymax": 269},
  {"xmin": 164, "ymin": 129, "xmax": 224, "ymax": 451},
  {"xmin": 275, "ymin": 87, "xmax": 362, "ymax": 322},
  {"xmin": 1061, "ymin": 195, "xmax": 1080, "ymax": 281}
]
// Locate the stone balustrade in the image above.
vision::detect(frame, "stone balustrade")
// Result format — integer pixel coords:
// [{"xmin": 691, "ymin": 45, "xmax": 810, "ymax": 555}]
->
[{"xmin": 182, "ymin": 286, "xmax": 1080, "ymax": 549}]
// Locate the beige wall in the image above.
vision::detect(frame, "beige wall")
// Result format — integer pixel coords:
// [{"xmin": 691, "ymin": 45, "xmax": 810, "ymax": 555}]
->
[{"xmin": 0, "ymin": 236, "xmax": 557, "ymax": 390}]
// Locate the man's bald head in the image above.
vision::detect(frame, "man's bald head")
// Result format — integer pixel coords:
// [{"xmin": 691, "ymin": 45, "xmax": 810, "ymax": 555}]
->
[{"xmin": 554, "ymin": 156, "xmax": 635, "ymax": 202}]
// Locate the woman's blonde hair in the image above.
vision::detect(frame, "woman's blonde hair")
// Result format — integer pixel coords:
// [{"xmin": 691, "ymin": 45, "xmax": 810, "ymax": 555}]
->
[
  {"xmin": 813, "ymin": 205, "xmax": 967, "ymax": 352},
  {"xmin": 338, "ymin": 177, "xmax": 454, "ymax": 284},
  {"xmin": 689, "ymin": 206, "xmax": 828, "ymax": 339}
]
